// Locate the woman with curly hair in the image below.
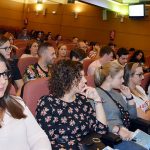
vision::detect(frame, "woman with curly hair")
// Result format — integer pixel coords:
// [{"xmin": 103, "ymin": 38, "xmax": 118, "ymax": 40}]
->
[{"xmin": 35, "ymin": 59, "xmax": 107, "ymax": 149}]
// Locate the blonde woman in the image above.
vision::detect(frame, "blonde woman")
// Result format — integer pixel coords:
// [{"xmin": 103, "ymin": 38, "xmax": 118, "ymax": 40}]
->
[{"xmin": 94, "ymin": 61, "xmax": 145, "ymax": 150}]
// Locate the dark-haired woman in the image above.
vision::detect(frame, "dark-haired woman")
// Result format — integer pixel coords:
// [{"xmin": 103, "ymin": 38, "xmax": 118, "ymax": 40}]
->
[
  {"xmin": 0, "ymin": 54, "xmax": 51, "ymax": 150},
  {"xmin": 129, "ymin": 50, "xmax": 145, "ymax": 64},
  {"xmin": 0, "ymin": 36, "xmax": 24, "ymax": 96},
  {"xmin": 36, "ymin": 59, "xmax": 107, "ymax": 149},
  {"xmin": 21, "ymin": 40, "xmax": 39, "ymax": 58},
  {"xmin": 94, "ymin": 61, "xmax": 146, "ymax": 150}
]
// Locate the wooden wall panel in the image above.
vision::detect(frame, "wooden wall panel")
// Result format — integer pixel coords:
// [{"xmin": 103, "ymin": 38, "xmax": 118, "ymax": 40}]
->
[
  {"xmin": 0, "ymin": 1, "xmax": 149, "ymax": 55},
  {"xmin": 0, "ymin": 0, "xmax": 24, "ymax": 27}
]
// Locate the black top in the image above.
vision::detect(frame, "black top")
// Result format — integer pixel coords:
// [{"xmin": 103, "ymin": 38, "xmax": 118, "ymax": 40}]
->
[
  {"xmin": 36, "ymin": 93, "xmax": 108, "ymax": 149},
  {"xmin": 9, "ymin": 59, "xmax": 22, "ymax": 81}
]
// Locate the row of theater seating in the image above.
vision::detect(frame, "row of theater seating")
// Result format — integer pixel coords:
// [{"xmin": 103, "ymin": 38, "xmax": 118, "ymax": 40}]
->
[{"xmin": 14, "ymin": 39, "xmax": 77, "ymax": 58}]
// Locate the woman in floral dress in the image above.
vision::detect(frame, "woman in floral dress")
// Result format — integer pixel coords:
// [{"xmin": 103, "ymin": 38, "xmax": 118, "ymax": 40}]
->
[{"xmin": 35, "ymin": 59, "xmax": 108, "ymax": 149}]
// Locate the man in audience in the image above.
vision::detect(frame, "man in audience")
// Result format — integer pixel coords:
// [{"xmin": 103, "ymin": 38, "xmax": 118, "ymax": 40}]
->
[
  {"xmin": 0, "ymin": 36, "xmax": 24, "ymax": 96},
  {"xmin": 23, "ymin": 42, "xmax": 56, "ymax": 83},
  {"xmin": 77, "ymin": 40, "xmax": 88, "ymax": 52},
  {"xmin": 17, "ymin": 27, "xmax": 30, "ymax": 40},
  {"xmin": 70, "ymin": 48, "xmax": 87, "ymax": 63},
  {"xmin": 87, "ymin": 46, "xmax": 114, "ymax": 76},
  {"xmin": 114, "ymin": 47, "xmax": 129, "ymax": 66}
]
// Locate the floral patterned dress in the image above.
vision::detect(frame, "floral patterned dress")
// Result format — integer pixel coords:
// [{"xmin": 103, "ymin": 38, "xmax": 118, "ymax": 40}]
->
[
  {"xmin": 36, "ymin": 93, "xmax": 108, "ymax": 149},
  {"xmin": 23, "ymin": 63, "xmax": 50, "ymax": 83}
]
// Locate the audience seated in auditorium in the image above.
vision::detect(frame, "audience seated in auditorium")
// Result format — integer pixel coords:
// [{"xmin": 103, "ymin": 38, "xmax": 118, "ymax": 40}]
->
[
  {"xmin": 17, "ymin": 27, "xmax": 30, "ymax": 40},
  {"xmin": 108, "ymin": 42, "xmax": 117, "ymax": 52},
  {"xmin": 70, "ymin": 48, "xmax": 87, "ymax": 63},
  {"xmin": 72, "ymin": 37, "xmax": 79, "ymax": 44},
  {"xmin": 21, "ymin": 40, "xmax": 39, "ymax": 58},
  {"xmin": 87, "ymin": 46, "xmax": 114, "ymax": 76},
  {"xmin": 36, "ymin": 59, "xmax": 108, "ymax": 149},
  {"xmin": 23, "ymin": 42, "xmax": 56, "ymax": 83},
  {"xmin": 0, "ymin": 53, "xmax": 52, "ymax": 150},
  {"xmin": 45, "ymin": 32, "xmax": 53, "ymax": 42},
  {"xmin": 124, "ymin": 62, "xmax": 150, "ymax": 120},
  {"xmin": 55, "ymin": 34, "xmax": 62, "ymax": 44},
  {"xmin": 129, "ymin": 48, "xmax": 135, "ymax": 56},
  {"xmin": 0, "ymin": 36, "xmax": 24, "ymax": 96},
  {"xmin": 35, "ymin": 31, "xmax": 44, "ymax": 44},
  {"xmin": 129, "ymin": 50, "xmax": 145, "ymax": 64},
  {"xmin": 94, "ymin": 61, "xmax": 146, "ymax": 150},
  {"xmin": 77, "ymin": 40, "xmax": 88, "ymax": 52},
  {"xmin": 113, "ymin": 47, "xmax": 129, "ymax": 66},
  {"xmin": 56, "ymin": 43, "xmax": 68, "ymax": 61},
  {"xmin": 88, "ymin": 42, "xmax": 101, "ymax": 59},
  {"xmin": 4, "ymin": 32, "xmax": 19, "ymax": 60}
]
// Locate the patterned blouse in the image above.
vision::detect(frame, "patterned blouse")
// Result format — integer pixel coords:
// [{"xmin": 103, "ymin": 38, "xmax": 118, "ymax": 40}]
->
[
  {"xmin": 23, "ymin": 63, "xmax": 50, "ymax": 83},
  {"xmin": 36, "ymin": 93, "xmax": 108, "ymax": 150}
]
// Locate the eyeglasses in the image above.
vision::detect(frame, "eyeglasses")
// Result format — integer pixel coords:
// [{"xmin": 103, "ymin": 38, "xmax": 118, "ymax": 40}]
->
[
  {"xmin": 0, "ymin": 70, "xmax": 11, "ymax": 80},
  {"xmin": 135, "ymin": 73, "xmax": 144, "ymax": 78},
  {"xmin": 0, "ymin": 46, "xmax": 12, "ymax": 52}
]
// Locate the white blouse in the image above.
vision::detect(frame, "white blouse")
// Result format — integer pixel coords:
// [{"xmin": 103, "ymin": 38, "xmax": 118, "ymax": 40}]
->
[
  {"xmin": 132, "ymin": 86, "xmax": 149, "ymax": 112},
  {"xmin": 0, "ymin": 96, "xmax": 52, "ymax": 150}
]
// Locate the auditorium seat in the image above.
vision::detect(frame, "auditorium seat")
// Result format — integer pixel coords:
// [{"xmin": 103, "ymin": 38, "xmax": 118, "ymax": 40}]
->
[
  {"xmin": 23, "ymin": 77, "xmax": 49, "ymax": 116},
  {"xmin": 85, "ymin": 75, "xmax": 95, "ymax": 88},
  {"xmin": 145, "ymin": 56, "xmax": 150, "ymax": 68},
  {"xmin": 141, "ymin": 72, "xmax": 150, "ymax": 91},
  {"xmin": 18, "ymin": 57, "xmax": 38, "ymax": 76},
  {"xmin": 83, "ymin": 59, "xmax": 93, "ymax": 76},
  {"xmin": 9, "ymin": 84, "xmax": 16, "ymax": 95}
]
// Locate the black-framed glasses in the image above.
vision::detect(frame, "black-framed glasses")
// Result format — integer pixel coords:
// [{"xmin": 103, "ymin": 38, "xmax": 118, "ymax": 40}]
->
[
  {"xmin": 135, "ymin": 73, "xmax": 144, "ymax": 78},
  {"xmin": 0, "ymin": 70, "xmax": 11, "ymax": 80},
  {"xmin": 0, "ymin": 46, "xmax": 12, "ymax": 52}
]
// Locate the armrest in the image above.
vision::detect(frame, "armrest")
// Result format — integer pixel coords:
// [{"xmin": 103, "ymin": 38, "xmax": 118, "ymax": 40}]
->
[
  {"xmin": 100, "ymin": 132, "xmax": 122, "ymax": 148},
  {"xmin": 130, "ymin": 118, "xmax": 150, "ymax": 134}
]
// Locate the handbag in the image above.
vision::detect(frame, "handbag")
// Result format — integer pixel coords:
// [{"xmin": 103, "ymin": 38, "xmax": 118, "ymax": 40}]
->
[
  {"xmin": 79, "ymin": 132, "xmax": 106, "ymax": 150},
  {"xmin": 79, "ymin": 132, "xmax": 122, "ymax": 150}
]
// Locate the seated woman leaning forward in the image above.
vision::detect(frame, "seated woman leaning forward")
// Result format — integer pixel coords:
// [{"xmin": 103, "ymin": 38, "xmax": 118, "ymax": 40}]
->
[
  {"xmin": 124, "ymin": 62, "xmax": 150, "ymax": 120},
  {"xmin": 94, "ymin": 61, "xmax": 146, "ymax": 150},
  {"xmin": 36, "ymin": 59, "xmax": 108, "ymax": 149},
  {"xmin": 0, "ymin": 53, "xmax": 51, "ymax": 150}
]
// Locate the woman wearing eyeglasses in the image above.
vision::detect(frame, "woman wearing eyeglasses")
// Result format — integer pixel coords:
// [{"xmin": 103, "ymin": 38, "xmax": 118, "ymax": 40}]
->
[
  {"xmin": 4, "ymin": 32, "xmax": 19, "ymax": 60},
  {"xmin": 0, "ymin": 53, "xmax": 51, "ymax": 150},
  {"xmin": 124, "ymin": 62, "xmax": 150, "ymax": 120},
  {"xmin": 0, "ymin": 36, "xmax": 24, "ymax": 96}
]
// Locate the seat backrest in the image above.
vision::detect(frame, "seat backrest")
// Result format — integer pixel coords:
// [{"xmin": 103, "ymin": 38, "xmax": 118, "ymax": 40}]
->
[
  {"xmin": 85, "ymin": 75, "xmax": 95, "ymax": 88},
  {"xmin": 141, "ymin": 72, "xmax": 150, "ymax": 91},
  {"xmin": 145, "ymin": 56, "xmax": 150, "ymax": 68},
  {"xmin": 23, "ymin": 77, "xmax": 49, "ymax": 116},
  {"xmin": 18, "ymin": 57, "xmax": 38, "ymax": 76},
  {"xmin": 83, "ymin": 59, "xmax": 93, "ymax": 76},
  {"xmin": 9, "ymin": 84, "xmax": 16, "ymax": 95}
]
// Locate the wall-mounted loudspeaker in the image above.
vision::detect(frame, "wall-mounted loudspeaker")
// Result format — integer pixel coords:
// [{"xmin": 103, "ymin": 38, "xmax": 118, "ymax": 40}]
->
[{"xmin": 68, "ymin": 0, "xmax": 75, "ymax": 3}]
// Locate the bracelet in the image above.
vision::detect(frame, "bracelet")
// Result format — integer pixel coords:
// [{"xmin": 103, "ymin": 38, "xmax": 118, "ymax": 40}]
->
[
  {"xmin": 126, "ymin": 95, "xmax": 133, "ymax": 101},
  {"xmin": 94, "ymin": 101, "xmax": 102, "ymax": 105}
]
